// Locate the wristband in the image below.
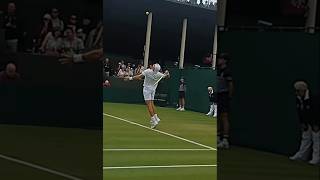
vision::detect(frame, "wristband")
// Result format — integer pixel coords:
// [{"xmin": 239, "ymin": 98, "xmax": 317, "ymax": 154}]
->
[{"xmin": 73, "ymin": 54, "xmax": 85, "ymax": 63}]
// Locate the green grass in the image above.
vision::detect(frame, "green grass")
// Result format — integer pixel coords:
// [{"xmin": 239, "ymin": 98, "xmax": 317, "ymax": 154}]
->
[
  {"xmin": 0, "ymin": 125, "xmax": 102, "ymax": 180},
  {"xmin": 103, "ymin": 102, "xmax": 217, "ymax": 180}
]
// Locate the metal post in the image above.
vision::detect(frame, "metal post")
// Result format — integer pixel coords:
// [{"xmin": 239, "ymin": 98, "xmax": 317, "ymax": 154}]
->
[
  {"xmin": 144, "ymin": 12, "xmax": 153, "ymax": 69},
  {"xmin": 179, "ymin": 18, "xmax": 188, "ymax": 69}
]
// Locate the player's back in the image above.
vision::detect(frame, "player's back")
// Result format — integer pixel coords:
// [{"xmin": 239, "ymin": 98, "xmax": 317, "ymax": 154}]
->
[{"xmin": 142, "ymin": 69, "xmax": 163, "ymax": 90}]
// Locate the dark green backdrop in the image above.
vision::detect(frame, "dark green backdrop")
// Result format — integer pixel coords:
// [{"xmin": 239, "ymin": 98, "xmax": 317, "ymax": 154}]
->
[
  {"xmin": 103, "ymin": 68, "xmax": 216, "ymax": 113},
  {"xmin": 218, "ymin": 32, "xmax": 319, "ymax": 155}
]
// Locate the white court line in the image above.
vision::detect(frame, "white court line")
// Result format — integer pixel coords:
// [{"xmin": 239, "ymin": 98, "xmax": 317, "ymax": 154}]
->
[
  {"xmin": 103, "ymin": 148, "xmax": 215, "ymax": 151},
  {"xmin": 0, "ymin": 154, "xmax": 83, "ymax": 180},
  {"xmin": 103, "ymin": 164, "xmax": 217, "ymax": 170},
  {"xmin": 103, "ymin": 113, "xmax": 216, "ymax": 150}
]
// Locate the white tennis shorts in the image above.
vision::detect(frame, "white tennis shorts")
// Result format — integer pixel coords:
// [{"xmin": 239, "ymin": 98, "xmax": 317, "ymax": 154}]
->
[{"xmin": 143, "ymin": 87, "xmax": 156, "ymax": 101}]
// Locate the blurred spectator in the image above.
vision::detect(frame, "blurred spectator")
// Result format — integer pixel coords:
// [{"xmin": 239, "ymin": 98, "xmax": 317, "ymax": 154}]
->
[
  {"xmin": 66, "ymin": 15, "xmax": 78, "ymax": 33},
  {"xmin": 86, "ymin": 20, "xmax": 103, "ymax": 49},
  {"xmin": 62, "ymin": 27, "xmax": 84, "ymax": 54},
  {"xmin": 3, "ymin": 2, "xmax": 19, "ymax": 53},
  {"xmin": 76, "ymin": 28, "xmax": 86, "ymax": 43},
  {"xmin": 117, "ymin": 65, "xmax": 126, "ymax": 77},
  {"xmin": 126, "ymin": 66, "xmax": 134, "ymax": 77},
  {"xmin": 104, "ymin": 58, "xmax": 111, "ymax": 77},
  {"xmin": 40, "ymin": 28, "xmax": 63, "ymax": 56},
  {"xmin": 203, "ymin": 53, "xmax": 213, "ymax": 66},
  {"xmin": 0, "ymin": 62, "xmax": 20, "ymax": 85},
  {"xmin": 135, "ymin": 63, "xmax": 145, "ymax": 75},
  {"xmin": 50, "ymin": 8, "xmax": 64, "ymax": 31},
  {"xmin": 35, "ymin": 13, "xmax": 53, "ymax": 53},
  {"xmin": 81, "ymin": 18, "xmax": 92, "ymax": 38}
]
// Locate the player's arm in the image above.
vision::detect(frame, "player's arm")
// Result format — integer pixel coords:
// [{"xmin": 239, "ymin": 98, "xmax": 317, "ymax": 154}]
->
[
  {"xmin": 124, "ymin": 74, "xmax": 145, "ymax": 81},
  {"xmin": 59, "ymin": 48, "xmax": 103, "ymax": 64}
]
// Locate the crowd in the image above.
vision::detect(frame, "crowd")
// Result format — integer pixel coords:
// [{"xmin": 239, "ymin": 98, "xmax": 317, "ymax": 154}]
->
[
  {"xmin": 1, "ymin": 2, "xmax": 103, "ymax": 56},
  {"xmin": 176, "ymin": 0, "xmax": 217, "ymax": 9},
  {"xmin": 104, "ymin": 58, "xmax": 148, "ymax": 79}
]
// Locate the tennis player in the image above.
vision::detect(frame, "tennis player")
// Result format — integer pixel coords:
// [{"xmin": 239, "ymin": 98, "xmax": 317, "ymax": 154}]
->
[{"xmin": 125, "ymin": 63, "xmax": 170, "ymax": 129}]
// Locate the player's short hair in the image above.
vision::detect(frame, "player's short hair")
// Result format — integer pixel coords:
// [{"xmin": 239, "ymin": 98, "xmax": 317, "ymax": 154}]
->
[{"xmin": 154, "ymin": 63, "xmax": 161, "ymax": 73}]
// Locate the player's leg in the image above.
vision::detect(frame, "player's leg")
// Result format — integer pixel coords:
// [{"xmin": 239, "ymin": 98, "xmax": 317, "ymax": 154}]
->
[
  {"xmin": 144, "ymin": 88, "xmax": 157, "ymax": 128},
  {"xmin": 177, "ymin": 93, "xmax": 182, "ymax": 110},
  {"xmin": 290, "ymin": 123, "xmax": 312, "ymax": 161},
  {"xmin": 151, "ymin": 90, "xmax": 161, "ymax": 125},
  {"xmin": 309, "ymin": 124, "xmax": 320, "ymax": 165},
  {"xmin": 180, "ymin": 96, "xmax": 185, "ymax": 111},
  {"xmin": 145, "ymin": 100, "xmax": 155, "ymax": 117}
]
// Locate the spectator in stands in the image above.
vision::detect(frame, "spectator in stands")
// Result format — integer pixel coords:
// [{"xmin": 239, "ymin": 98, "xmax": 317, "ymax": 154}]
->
[
  {"xmin": 36, "ymin": 13, "xmax": 53, "ymax": 53},
  {"xmin": 50, "ymin": 8, "xmax": 64, "ymax": 32},
  {"xmin": 126, "ymin": 66, "xmax": 134, "ymax": 77},
  {"xmin": 176, "ymin": 77, "xmax": 186, "ymax": 111},
  {"xmin": 81, "ymin": 18, "xmax": 92, "ymax": 35},
  {"xmin": 0, "ymin": 62, "xmax": 20, "ymax": 85},
  {"xmin": 62, "ymin": 27, "xmax": 84, "ymax": 54},
  {"xmin": 135, "ymin": 63, "xmax": 144, "ymax": 75},
  {"xmin": 3, "ymin": 2, "xmax": 19, "ymax": 53},
  {"xmin": 66, "ymin": 15, "xmax": 78, "ymax": 33},
  {"xmin": 290, "ymin": 81, "xmax": 320, "ymax": 165},
  {"xmin": 203, "ymin": 53, "xmax": 213, "ymax": 67},
  {"xmin": 117, "ymin": 65, "xmax": 126, "ymax": 78},
  {"xmin": 104, "ymin": 58, "xmax": 111, "ymax": 77},
  {"xmin": 77, "ymin": 28, "xmax": 86, "ymax": 43},
  {"xmin": 40, "ymin": 28, "xmax": 63, "ymax": 56},
  {"xmin": 86, "ymin": 20, "xmax": 103, "ymax": 49}
]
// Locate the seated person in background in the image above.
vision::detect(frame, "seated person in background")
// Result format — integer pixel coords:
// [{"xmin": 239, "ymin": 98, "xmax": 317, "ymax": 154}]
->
[
  {"xmin": 77, "ymin": 28, "xmax": 86, "ymax": 43},
  {"xmin": 62, "ymin": 28, "xmax": 84, "ymax": 54},
  {"xmin": 126, "ymin": 66, "xmax": 134, "ymax": 77},
  {"xmin": 40, "ymin": 28, "xmax": 63, "ymax": 56},
  {"xmin": 117, "ymin": 65, "xmax": 126, "ymax": 78},
  {"xmin": 0, "ymin": 62, "xmax": 20, "ymax": 85},
  {"xmin": 34, "ymin": 13, "xmax": 53, "ymax": 53},
  {"xmin": 86, "ymin": 21, "xmax": 103, "ymax": 49},
  {"xmin": 135, "ymin": 63, "xmax": 144, "ymax": 75},
  {"xmin": 50, "ymin": 8, "xmax": 64, "ymax": 32},
  {"xmin": 66, "ymin": 15, "xmax": 78, "ymax": 33},
  {"xmin": 290, "ymin": 81, "xmax": 320, "ymax": 165},
  {"xmin": 176, "ymin": 77, "xmax": 186, "ymax": 111},
  {"xmin": 206, "ymin": 86, "xmax": 217, "ymax": 117}
]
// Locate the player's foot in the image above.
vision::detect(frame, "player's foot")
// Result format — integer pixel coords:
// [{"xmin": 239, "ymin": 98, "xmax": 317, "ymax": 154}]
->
[
  {"xmin": 150, "ymin": 117, "xmax": 158, "ymax": 129},
  {"xmin": 176, "ymin": 107, "xmax": 182, "ymax": 111},
  {"xmin": 154, "ymin": 114, "xmax": 161, "ymax": 123},
  {"xmin": 206, "ymin": 112, "xmax": 213, "ymax": 116},
  {"xmin": 180, "ymin": 108, "xmax": 185, "ymax": 111}
]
